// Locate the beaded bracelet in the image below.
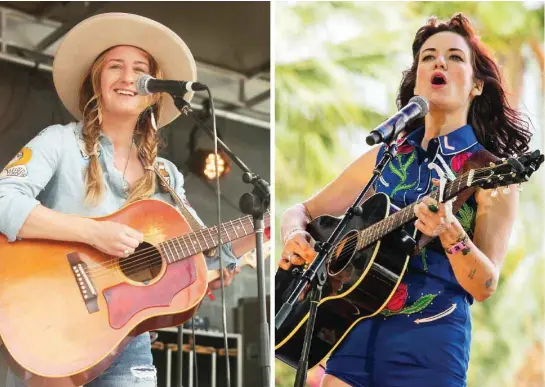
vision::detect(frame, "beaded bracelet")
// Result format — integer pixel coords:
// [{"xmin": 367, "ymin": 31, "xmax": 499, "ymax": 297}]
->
[{"xmin": 283, "ymin": 228, "xmax": 308, "ymax": 244}]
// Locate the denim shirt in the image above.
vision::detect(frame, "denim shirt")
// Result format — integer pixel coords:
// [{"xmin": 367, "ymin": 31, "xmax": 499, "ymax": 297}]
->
[
  {"xmin": 373, "ymin": 124, "xmax": 485, "ymax": 314},
  {"xmin": 0, "ymin": 121, "xmax": 236, "ymax": 270}
]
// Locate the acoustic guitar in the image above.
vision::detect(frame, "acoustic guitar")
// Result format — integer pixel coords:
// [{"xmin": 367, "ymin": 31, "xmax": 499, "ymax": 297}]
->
[
  {"xmin": 275, "ymin": 151, "xmax": 543, "ymax": 370},
  {"xmin": 0, "ymin": 198, "xmax": 269, "ymax": 387}
]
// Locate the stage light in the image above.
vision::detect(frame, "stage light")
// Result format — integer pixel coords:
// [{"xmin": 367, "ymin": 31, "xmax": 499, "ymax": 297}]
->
[{"xmin": 188, "ymin": 150, "xmax": 231, "ymax": 180}]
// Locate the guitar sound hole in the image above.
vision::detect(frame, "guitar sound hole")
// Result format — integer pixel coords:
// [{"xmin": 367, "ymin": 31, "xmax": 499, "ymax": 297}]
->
[
  {"xmin": 119, "ymin": 242, "xmax": 163, "ymax": 284},
  {"xmin": 328, "ymin": 230, "xmax": 358, "ymax": 277}
]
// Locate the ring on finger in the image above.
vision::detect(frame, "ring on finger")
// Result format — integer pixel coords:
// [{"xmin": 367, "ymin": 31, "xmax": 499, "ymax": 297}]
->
[
  {"xmin": 124, "ymin": 249, "xmax": 131, "ymax": 256},
  {"xmin": 428, "ymin": 203, "xmax": 439, "ymax": 213}
]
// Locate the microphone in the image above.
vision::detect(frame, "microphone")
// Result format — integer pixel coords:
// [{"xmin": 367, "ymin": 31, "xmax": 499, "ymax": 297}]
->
[
  {"xmin": 365, "ymin": 96, "xmax": 429, "ymax": 146},
  {"xmin": 136, "ymin": 74, "xmax": 207, "ymax": 96}
]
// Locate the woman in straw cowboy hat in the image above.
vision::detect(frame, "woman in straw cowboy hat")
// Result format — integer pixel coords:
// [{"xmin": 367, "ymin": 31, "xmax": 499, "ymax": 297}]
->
[{"xmin": 0, "ymin": 12, "xmax": 257, "ymax": 386}]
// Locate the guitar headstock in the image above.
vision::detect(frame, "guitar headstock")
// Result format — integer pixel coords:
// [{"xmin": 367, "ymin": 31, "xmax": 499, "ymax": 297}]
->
[{"xmin": 469, "ymin": 150, "xmax": 544, "ymax": 190}]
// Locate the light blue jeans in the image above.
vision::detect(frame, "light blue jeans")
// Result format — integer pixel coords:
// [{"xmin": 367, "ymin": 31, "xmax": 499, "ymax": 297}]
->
[{"xmin": 3, "ymin": 333, "xmax": 156, "ymax": 387}]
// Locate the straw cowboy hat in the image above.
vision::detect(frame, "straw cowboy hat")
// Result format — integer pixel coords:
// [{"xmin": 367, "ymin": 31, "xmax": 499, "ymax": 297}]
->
[{"xmin": 53, "ymin": 12, "xmax": 197, "ymax": 128}]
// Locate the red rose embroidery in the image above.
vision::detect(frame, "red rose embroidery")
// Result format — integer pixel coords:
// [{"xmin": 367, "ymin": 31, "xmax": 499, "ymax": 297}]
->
[
  {"xmin": 397, "ymin": 143, "xmax": 415, "ymax": 155},
  {"xmin": 385, "ymin": 283, "xmax": 408, "ymax": 312},
  {"xmin": 451, "ymin": 151, "xmax": 472, "ymax": 173}
]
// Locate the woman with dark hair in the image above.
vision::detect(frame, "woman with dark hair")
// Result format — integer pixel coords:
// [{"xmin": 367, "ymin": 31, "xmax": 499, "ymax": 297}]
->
[{"xmin": 279, "ymin": 13, "xmax": 531, "ymax": 387}]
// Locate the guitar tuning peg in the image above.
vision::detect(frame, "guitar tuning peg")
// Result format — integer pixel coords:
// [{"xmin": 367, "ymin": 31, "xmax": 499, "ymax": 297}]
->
[
  {"xmin": 502, "ymin": 187, "xmax": 511, "ymax": 195},
  {"xmin": 489, "ymin": 162, "xmax": 495, "ymax": 167},
  {"xmin": 490, "ymin": 189, "xmax": 499, "ymax": 198}
]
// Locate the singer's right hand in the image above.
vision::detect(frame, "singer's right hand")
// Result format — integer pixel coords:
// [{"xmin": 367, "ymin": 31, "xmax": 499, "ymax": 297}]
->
[{"xmin": 279, "ymin": 231, "xmax": 316, "ymax": 270}]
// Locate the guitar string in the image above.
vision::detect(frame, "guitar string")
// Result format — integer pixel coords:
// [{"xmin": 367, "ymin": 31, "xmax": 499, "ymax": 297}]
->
[
  {"xmin": 81, "ymin": 210, "xmax": 269, "ymax": 273},
  {"xmin": 89, "ymin": 168, "xmax": 484, "ymax": 279},
  {"xmin": 87, "ymin": 165, "xmax": 496, "ymax": 279},
  {"xmin": 83, "ymin": 216, "xmax": 271, "ymax": 278},
  {"xmin": 297, "ymin": 167, "xmax": 496, "ymax": 266},
  {"xmin": 323, "ymin": 165, "xmax": 510, "ymax": 261},
  {"xmin": 319, "ymin": 170, "xmax": 472, "ymax": 259},
  {"xmin": 87, "ymin": 168, "xmax": 472, "ymax": 279}
]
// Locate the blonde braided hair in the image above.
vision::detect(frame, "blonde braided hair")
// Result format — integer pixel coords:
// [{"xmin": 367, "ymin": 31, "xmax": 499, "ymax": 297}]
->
[{"xmin": 78, "ymin": 46, "xmax": 164, "ymax": 206}]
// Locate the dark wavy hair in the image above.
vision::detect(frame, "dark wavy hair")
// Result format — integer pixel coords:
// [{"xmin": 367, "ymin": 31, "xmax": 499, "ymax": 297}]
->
[{"xmin": 397, "ymin": 13, "xmax": 532, "ymax": 157}]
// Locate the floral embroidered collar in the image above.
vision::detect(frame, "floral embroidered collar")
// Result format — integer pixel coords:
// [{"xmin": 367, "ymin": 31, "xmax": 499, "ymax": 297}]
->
[{"xmin": 397, "ymin": 124, "xmax": 479, "ymax": 156}]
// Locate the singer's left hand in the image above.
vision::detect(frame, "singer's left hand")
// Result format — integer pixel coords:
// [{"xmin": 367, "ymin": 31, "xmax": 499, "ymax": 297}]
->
[{"xmin": 413, "ymin": 179, "xmax": 461, "ymax": 242}]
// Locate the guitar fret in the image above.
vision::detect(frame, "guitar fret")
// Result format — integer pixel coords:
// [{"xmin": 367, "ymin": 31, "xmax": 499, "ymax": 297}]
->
[
  {"xmin": 201, "ymin": 230, "xmax": 210, "ymax": 249},
  {"xmin": 180, "ymin": 235, "xmax": 191, "ymax": 256},
  {"xmin": 165, "ymin": 240, "xmax": 175, "ymax": 263},
  {"xmin": 221, "ymin": 223, "xmax": 229, "ymax": 244},
  {"xmin": 207, "ymin": 228, "xmax": 215, "ymax": 248},
  {"xmin": 170, "ymin": 239, "xmax": 181, "ymax": 262},
  {"xmin": 191, "ymin": 233, "xmax": 202, "ymax": 251},
  {"xmin": 184, "ymin": 235, "xmax": 195, "ymax": 255},
  {"xmin": 173, "ymin": 238, "xmax": 185, "ymax": 261},
  {"xmin": 240, "ymin": 218, "xmax": 249, "ymax": 236},
  {"xmin": 232, "ymin": 220, "xmax": 240, "ymax": 238}
]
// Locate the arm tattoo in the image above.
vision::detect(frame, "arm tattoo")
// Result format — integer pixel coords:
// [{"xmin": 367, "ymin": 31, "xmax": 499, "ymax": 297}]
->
[
  {"xmin": 468, "ymin": 268, "xmax": 476, "ymax": 279},
  {"xmin": 485, "ymin": 278, "xmax": 493, "ymax": 289}
]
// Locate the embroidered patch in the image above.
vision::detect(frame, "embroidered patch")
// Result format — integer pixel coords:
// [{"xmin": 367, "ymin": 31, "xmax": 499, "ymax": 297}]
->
[
  {"xmin": 456, "ymin": 203, "xmax": 475, "ymax": 234},
  {"xmin": 389, "ymin": 153, "xmax": 418, "ymax": 197},
  {"xmin": 0, "ymin": 147, "xmax": 32, "ymax": 180},
  {"xmin": 381, "ymin": 291, "xmax": 438, "ymax": 317}
]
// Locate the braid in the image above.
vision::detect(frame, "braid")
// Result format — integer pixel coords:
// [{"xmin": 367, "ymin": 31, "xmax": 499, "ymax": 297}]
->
[
  {"xmin": 78, "ymin": 47, "xmax": 165, "ymax": 206},
  {"xmin": 126, "ymin": 106, "xmax": 161, "ymax": 204},
  {"xmin": 81, "ymin": 88, "xmax": 106, "ymax": 206}
]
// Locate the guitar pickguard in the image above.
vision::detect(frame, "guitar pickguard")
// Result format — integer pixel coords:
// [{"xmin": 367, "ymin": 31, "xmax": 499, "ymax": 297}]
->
[{"xmin": 104, "ymin": 258, "xmax": 197, "ymax": 329}]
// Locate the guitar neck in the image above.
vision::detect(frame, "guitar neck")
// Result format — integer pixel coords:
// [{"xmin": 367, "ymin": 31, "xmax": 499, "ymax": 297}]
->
[
  {"xmin": 357, "ymin": 172, "xmax": 473, "ymax": 249},
  {"xmin": 159, "ymin": 212, "xmax": 270, "ymax": 264}
]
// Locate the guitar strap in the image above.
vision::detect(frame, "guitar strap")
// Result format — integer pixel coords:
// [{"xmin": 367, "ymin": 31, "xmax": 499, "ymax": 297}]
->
[{"xmin": 152, "ymin": 163, "xmax": 203, "ymax": 232}]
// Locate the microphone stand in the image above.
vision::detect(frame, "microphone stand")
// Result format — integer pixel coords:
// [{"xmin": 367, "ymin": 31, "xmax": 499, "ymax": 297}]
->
[
  {"xmin": 275, "ymin": 127, "xmax": 401, "ymax": 387},
  {"xmin": 172, "ymin": 96, "xmax": 271, "ymax": 387}
]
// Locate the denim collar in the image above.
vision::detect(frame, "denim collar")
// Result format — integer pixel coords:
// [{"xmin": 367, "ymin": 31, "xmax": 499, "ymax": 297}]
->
[{"xmin": 399, "ymin": 124, "xmax": 478, "ymax": 156}]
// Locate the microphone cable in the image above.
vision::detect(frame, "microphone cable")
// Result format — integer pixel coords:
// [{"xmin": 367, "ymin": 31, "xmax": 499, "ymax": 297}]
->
[{"xmin": 205, "ymin": 85, "xmax": 232, "ymax": 387}]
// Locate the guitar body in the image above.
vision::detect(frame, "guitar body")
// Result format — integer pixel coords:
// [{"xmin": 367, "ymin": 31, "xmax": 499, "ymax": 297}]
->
[
  {"xmin": 275, "ymin": 193, "xmax": 415, "ymax": 369},
  {"xmin": 0, "ymin": 199, "xmax": 208, "ymax": 386}
]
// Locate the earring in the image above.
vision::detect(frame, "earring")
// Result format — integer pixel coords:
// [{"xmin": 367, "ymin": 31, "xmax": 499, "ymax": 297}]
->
[
  {"xmin": 150, "ymin": 109, "xmax": 158, "ymax": 131},
  {"xmin": 97, "ymin": 101, "xmax": 103, "ymax": 125}
]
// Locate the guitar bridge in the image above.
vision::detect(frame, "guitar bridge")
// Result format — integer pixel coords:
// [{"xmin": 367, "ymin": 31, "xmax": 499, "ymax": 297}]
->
[{"xmin": 67, "ymin": 252, "xmax": 99, "ymax": 314}]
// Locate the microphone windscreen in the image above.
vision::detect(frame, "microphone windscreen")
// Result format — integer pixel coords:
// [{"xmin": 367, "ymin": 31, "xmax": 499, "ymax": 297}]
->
[
  {"xmin": 136, "ymin": 75, "xmax": 153, "ymax": 95},
  {"xmin": 409, "ymin": 96, "xmax": 429, "ymax": 118}
]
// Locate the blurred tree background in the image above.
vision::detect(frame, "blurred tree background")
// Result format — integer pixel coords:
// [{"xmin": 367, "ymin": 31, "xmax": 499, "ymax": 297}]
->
[{"xmin": 274, "ymin": 2, "xmax": 544, "ymax": 386}]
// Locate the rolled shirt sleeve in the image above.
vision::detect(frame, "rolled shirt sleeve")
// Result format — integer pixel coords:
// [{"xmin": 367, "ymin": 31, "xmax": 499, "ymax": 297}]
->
[
  {"xmin": 0, "ymin": 125, "xmax": 63, "ymax": 242},
  {"xmin": 166, "ymin": 163, "xmax": 239, "ymax": 271}
]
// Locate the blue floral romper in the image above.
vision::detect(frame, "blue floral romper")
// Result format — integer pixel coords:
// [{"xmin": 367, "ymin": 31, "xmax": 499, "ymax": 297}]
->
[{"xmin": 325, "ymin": 124, "xmax": 485, "ymax": 387}]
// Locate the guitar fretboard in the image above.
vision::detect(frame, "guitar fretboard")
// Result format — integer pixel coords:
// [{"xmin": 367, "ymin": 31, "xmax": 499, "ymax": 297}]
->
[
  {"xmin": 158, "ymin": 212, "xmax": 270, "ymax": 264},
  {"xmin": 356, "ymin": 173, "xmax": 471, "ymax": 249}
]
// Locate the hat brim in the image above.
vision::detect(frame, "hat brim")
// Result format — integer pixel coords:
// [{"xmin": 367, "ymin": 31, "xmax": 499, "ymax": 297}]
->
[{"xmin": 53, "ymin": 13, "xmax": 197, "ymax": 128}]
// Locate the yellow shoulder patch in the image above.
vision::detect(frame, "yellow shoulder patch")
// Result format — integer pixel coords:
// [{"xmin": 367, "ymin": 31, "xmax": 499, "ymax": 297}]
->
[{"xmin": 0, "ymin": 147, "xmax": 32, "ymax": 179}]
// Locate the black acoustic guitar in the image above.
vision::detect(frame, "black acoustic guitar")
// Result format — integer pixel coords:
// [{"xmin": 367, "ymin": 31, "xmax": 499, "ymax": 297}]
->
[{"xmin": 275, "ymin": 150, "xmax": 543, "ymax": 370}]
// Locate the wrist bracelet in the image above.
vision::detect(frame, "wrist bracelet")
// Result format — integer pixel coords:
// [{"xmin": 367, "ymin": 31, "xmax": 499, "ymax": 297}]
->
[
  {"xmin": 283, "ymin": 228, "xmax": 307, "ymax": 244},
  {"xmin": 445, "ymin": 234, "xmax": 470, "ymax": 255}
]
